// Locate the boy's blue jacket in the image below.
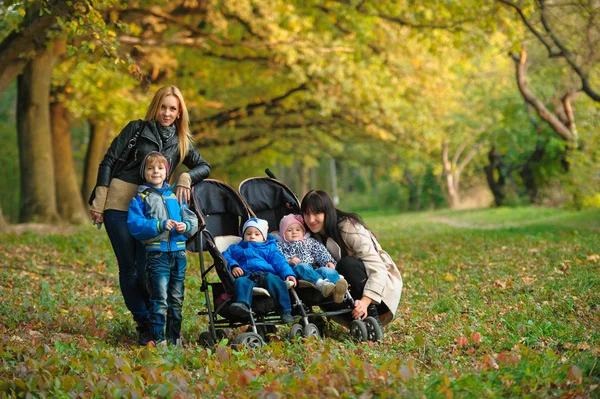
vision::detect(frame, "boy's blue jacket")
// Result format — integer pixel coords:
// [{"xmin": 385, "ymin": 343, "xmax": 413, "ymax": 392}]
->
[
  {"xmin": 223, "ymin": 234, "xmax": 296, "ymax": 281},
  {"xmin": 127, "ymin": 183, "xmax": 198, "ymax": 252}
]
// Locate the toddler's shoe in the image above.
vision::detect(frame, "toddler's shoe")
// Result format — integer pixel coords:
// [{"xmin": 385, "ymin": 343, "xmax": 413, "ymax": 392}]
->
[
  {"xmin": 318, "ymin": 281, "xmax": 336, "ymax": 297},
  {"xmin": 229, "ymin": 302, "xmax": 251, "ymax": 318},
  {"xmin": 333, "ymin": 278, "xmax": 348, "ymax": 303},
  {"xmin": 280, "ymin": 312, "xmax": 294, "ymax": 324}
]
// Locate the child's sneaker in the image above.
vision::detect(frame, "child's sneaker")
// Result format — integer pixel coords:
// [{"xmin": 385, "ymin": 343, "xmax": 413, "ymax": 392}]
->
[
  {"xmin": 229, "ymin": 302, "xmax": 251, "ymax": 318},
  {"xmin": 280, "ymin": 312, "xmax": 294, "ymax": 324},
  {"xmin": 333, "ymin": 278, "xmax": 348, "ymax": 303},
  {"xmin": 318, "ymin": 281, "xmax": 336, "ymax": 297}
]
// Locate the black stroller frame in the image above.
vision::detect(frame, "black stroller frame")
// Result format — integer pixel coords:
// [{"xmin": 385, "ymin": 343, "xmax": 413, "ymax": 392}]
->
[
  {"xmin": 188, "ymin": 173, "xmax": 383, "ymax": 349},
  {"xmin": 187, "ymin": 179, "xmax": 304, "ymax": 348},
  {"xmin": 239, "ymin": 170, "xmax": 382, "ymax": 342}
]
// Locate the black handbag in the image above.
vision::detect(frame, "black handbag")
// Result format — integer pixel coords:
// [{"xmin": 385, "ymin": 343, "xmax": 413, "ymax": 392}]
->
[{"xmin": 87, "ymin": 124, "xmax": 144, "ymax": 206}]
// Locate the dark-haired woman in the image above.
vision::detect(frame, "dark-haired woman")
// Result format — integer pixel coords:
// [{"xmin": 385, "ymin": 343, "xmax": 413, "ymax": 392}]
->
[{"xmin": 301, "ymin": 190, "xmax": 402, "ymax": 328}]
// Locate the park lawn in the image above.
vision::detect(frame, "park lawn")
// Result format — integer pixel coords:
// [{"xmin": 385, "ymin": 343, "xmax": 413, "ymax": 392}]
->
[{"xmin": 0, "ymin": 207, "xmax": 598, "ymax": 398}]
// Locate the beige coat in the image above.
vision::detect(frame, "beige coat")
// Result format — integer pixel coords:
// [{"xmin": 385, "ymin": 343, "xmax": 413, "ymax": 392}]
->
[{"xmin": 324, "ymin": 219, "xmax": 403, "ymax": 322}]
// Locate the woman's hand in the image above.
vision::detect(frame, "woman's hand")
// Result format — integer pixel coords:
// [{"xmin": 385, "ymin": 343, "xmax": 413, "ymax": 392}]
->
[
  {"xmin": 286, "ymin": 275, "xmax": 297, "ymax": 287},
  {"xmin": 176, "ymin": 185, "xmax": 191, "ymax": 204},
  {"xmin": 352, "ymin": 296, "xmax": 373, "ymax": 320},
  {"xmin": 90, "ymin": 210, "xmax": 104, "ymax": 225},
  {"xmin": 232, "ymin": 267, "xmax": 244, "ymax": 277}
]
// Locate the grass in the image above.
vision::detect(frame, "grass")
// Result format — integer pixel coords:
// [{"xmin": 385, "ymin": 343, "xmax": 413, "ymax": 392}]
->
[{"xmin": 0, "ymin": 207, "xmax": 599, "ymax": 398}]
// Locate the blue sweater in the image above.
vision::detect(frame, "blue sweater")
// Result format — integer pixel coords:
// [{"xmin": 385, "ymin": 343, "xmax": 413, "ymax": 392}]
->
[
  {"xmin": 223, "ymin": 234, "xmax": 296, "ymax": 280},
  {"xmin": 127, "ymin": 183, "xmax": 198, "ymax": 252}
]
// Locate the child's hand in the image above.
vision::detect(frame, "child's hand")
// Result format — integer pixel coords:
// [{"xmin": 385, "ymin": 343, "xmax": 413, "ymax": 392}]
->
[
  {"xmin": 164, "ymin": 219, "xmax": 177, "ymax": 230},
  {"xmin": 231, "ymin": 267, "xmax": 244, "ymax": 277},
  {"xmin": 286, "ymin": 275, "xmax": 297, "ymax": 287},
  {"xmin": 289, "ymin": 257, "xmax": 301, "ymax": 266},
  {"xmin": 325, "ymin": 262, "xmax": 336, "ymax": 269},
  {"xmin": 174, "ymin": 222, "xmax": 187, "ymax": 233}
]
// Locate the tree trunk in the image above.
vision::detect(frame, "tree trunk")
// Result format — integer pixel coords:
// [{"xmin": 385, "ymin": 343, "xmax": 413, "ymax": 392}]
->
[
  {"xmin": 299, "ymin": 159, "xmax": 310, "ymax": 198},
  {"xmin": 484, "ymin": 146, "xmax": 507, "ymax": 207},
  {"xmin": 17, "ymin": 47, "xmax": 59, "ymax": 223},
  {"xmin": 82, "ymin": 119, "xmax": 111, "ymax": 203},
  {"xmin": 442, "ymin": 142, "xmax": 460, "ymax": 209},
  {"xmin": 0, "ymin": 205, "xmax": 6, "ymax": 233},
  {"xmin": 51, "ymin": 99, "xmax": 88, "ymax": 223},
  {"xmin": 520, "ymin": 140, "xmax": 546, "ymax": 204}
]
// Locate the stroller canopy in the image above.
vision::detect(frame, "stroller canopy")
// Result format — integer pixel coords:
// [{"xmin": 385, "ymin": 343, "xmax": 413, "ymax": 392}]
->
[
  {"xmin": 239, "ymin": 177, "xmax": 300, "ymax": 233},
  {"xmin": 190, "ymin": 179, "xmax": 253, "ymax": 238}
]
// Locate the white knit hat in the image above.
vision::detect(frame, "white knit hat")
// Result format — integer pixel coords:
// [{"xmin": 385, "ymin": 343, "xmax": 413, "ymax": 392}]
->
[{"xmin": 242, "ymin": 218, "xmax": 269, "ymax": 240}]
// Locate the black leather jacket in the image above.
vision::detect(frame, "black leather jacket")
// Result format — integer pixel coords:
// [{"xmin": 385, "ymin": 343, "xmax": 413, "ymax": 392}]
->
[{"xmin": 92, "ymin": 120, "xmax": 210, "ymax": 200}]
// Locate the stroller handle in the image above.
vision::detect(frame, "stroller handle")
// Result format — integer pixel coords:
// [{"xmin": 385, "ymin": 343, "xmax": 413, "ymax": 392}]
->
[{"xmin": 265, "ymin": 168, "xmax": 276, "ymax": 179}]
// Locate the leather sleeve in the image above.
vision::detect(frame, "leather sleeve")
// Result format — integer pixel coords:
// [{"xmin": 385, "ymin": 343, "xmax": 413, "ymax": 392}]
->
[
  {"xmin": 96, "ymin": 120, "xmax": 143, "ymax": 187},
  {"xmin": 182, "ymin": 146, "xmax": 211, "ymax": 185}
]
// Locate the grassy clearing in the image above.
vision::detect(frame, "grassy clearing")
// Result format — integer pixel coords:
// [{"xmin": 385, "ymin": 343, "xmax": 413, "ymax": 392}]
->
[{"xmin": 1, "ymin": 207, "xmax": 599, "ymax": 398}]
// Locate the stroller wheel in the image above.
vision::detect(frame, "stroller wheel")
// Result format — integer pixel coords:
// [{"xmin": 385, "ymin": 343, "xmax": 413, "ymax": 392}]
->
[
  {"xmin": 364, "ymin": 316, "xmax": 383, "ymax": 342},
  {"xmin": 232, "ymin": 332, "xmax": 265, "ymax": 350},
  {"xmin": 289, "ymin": 323, "xmax": 303, "ymax": 339},
  {"xmin": 350, "ymin": 320, "xmax": 368, "ymax": 342},
  {"xmin": 199, "ymin": 330, "xmax": 227, "ymax": 347},
  {"xmin": 303, "ymin": 323, "xmax": 320, "ymax": 339},
  {"xmin": 199, "ymin": 331, "xmax": 213, "ymax": 347}
]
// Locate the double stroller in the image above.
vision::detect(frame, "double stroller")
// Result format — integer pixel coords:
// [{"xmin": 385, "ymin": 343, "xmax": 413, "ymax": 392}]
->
[{"xmin": 186, "ymin": 171, "xmax": 383, "ymax": 349}]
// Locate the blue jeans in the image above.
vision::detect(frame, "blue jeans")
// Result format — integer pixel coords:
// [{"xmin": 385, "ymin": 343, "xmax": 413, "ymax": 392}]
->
[
  {"xmin": 146, "ymin": 250, "xmax": 187, "ymax": 343},
  {"xmin": 233, "ymin": 272, "xmax": 292, "ymax": 313},
  {"xmin": 104, "ymin": 209, "xmax": 149, "ymax": 322},
  {"xmin": 293, "ymin": 263, "xmax": 340, "ymax": 284}
]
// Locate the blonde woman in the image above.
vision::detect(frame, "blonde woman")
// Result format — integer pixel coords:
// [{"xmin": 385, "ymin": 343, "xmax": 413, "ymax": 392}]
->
[{"xmin": 89, "ymin": 86, "xmax": 210, "ymax": 345}]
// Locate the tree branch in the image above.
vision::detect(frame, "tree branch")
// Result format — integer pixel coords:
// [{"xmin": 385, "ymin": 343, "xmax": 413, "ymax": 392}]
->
[
  {"xmin": 197, "ymin": 84, "xmax": 308, "ymax": 127},
  {"xmin": 496, "ymin": 0, "xmax": 561, "ymax": 57},
  {"xmin": 511, "ymin": 47, "xmax": 574, "ymax": 142},
  {"xmin": 0, "ymin": 0, "xmax": 85, "ymax": 95},
  {"xmin": 539, "ymin": 0, "xmax": 600, "ymax": 101}
]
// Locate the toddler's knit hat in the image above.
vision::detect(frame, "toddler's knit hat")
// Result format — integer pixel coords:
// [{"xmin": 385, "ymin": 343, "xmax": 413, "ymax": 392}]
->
[
  {"xmin": 279, "ymin": 214, "xmax": 305, "ymax": 242},
  {"xmin": 242, "ymin": 218, "xmax": 269, "ymax": 240}
]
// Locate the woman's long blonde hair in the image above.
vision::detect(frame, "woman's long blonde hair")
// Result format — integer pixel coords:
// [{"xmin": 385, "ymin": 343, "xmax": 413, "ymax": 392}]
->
[{"xmin": 144, "ymin": 85, "xmax": 193, "ymax": 163}]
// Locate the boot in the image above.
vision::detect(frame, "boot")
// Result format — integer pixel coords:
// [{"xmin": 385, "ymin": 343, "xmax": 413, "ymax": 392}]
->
[{"xmin": 136, "ymin": 319, "xmax": 152, "ymax": 346}]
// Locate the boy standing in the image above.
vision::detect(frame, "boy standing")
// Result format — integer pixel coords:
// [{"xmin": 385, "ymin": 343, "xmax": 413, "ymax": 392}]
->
[
  {"xmin": 127, "ymin": 152, "xmax": 198, "ymax": 346},
  {"xmin": 224, "ymin": 218, "xmax": 297, "ymax": 323}
]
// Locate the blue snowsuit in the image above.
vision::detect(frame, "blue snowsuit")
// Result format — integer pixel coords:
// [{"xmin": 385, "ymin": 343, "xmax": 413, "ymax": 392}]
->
[{"xmin": 223, "ymin": 234, "xmax": 296, "ymax": 313}]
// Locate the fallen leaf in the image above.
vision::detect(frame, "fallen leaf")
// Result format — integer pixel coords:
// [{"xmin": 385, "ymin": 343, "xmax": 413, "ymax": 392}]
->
[
  {"xmin": 566, "ymin": 365, "xmax": 582, "ymax": 384},
  {"xmin": 587, "ymin": 254, "xmax": 599, "ymax": 262},
  {"xmin": 522, "ymin": 277, "xmax": 535, "ymax": 285},
  {"xmin": 216, "ymin": 346, "xmax": 230, "ymax": 363},
  {"xmin": 414, "ymin": 333, "xmax": 425, "ymax": 347},
  {"xmin": 471, "ymin": 331, "xmax": 481, "ymax": 345},
  {"xmin": 456, "ymin": 336, "xmax": 468, "ymax": 347}
]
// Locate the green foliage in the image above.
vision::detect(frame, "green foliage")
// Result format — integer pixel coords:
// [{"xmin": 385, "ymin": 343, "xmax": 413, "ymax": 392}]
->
[{"xmin": 1, "ymin": 208, "xmax": 599, "ymax": 397}]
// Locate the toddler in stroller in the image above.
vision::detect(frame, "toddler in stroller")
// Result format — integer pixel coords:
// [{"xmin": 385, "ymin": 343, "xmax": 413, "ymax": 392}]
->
[
  {"xmin": 224, "ymin": 217, "xmax": 297, "ymax": 324},
  {"xmin": 276, "ymin": 214, "xmax": 348, "ymax": 303}
]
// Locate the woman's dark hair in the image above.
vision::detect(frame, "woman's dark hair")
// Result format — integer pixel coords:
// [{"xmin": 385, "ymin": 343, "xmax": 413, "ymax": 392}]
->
[{"xmin": 300, "ymin": 189, "xmax": 365, "ymax": 258}]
